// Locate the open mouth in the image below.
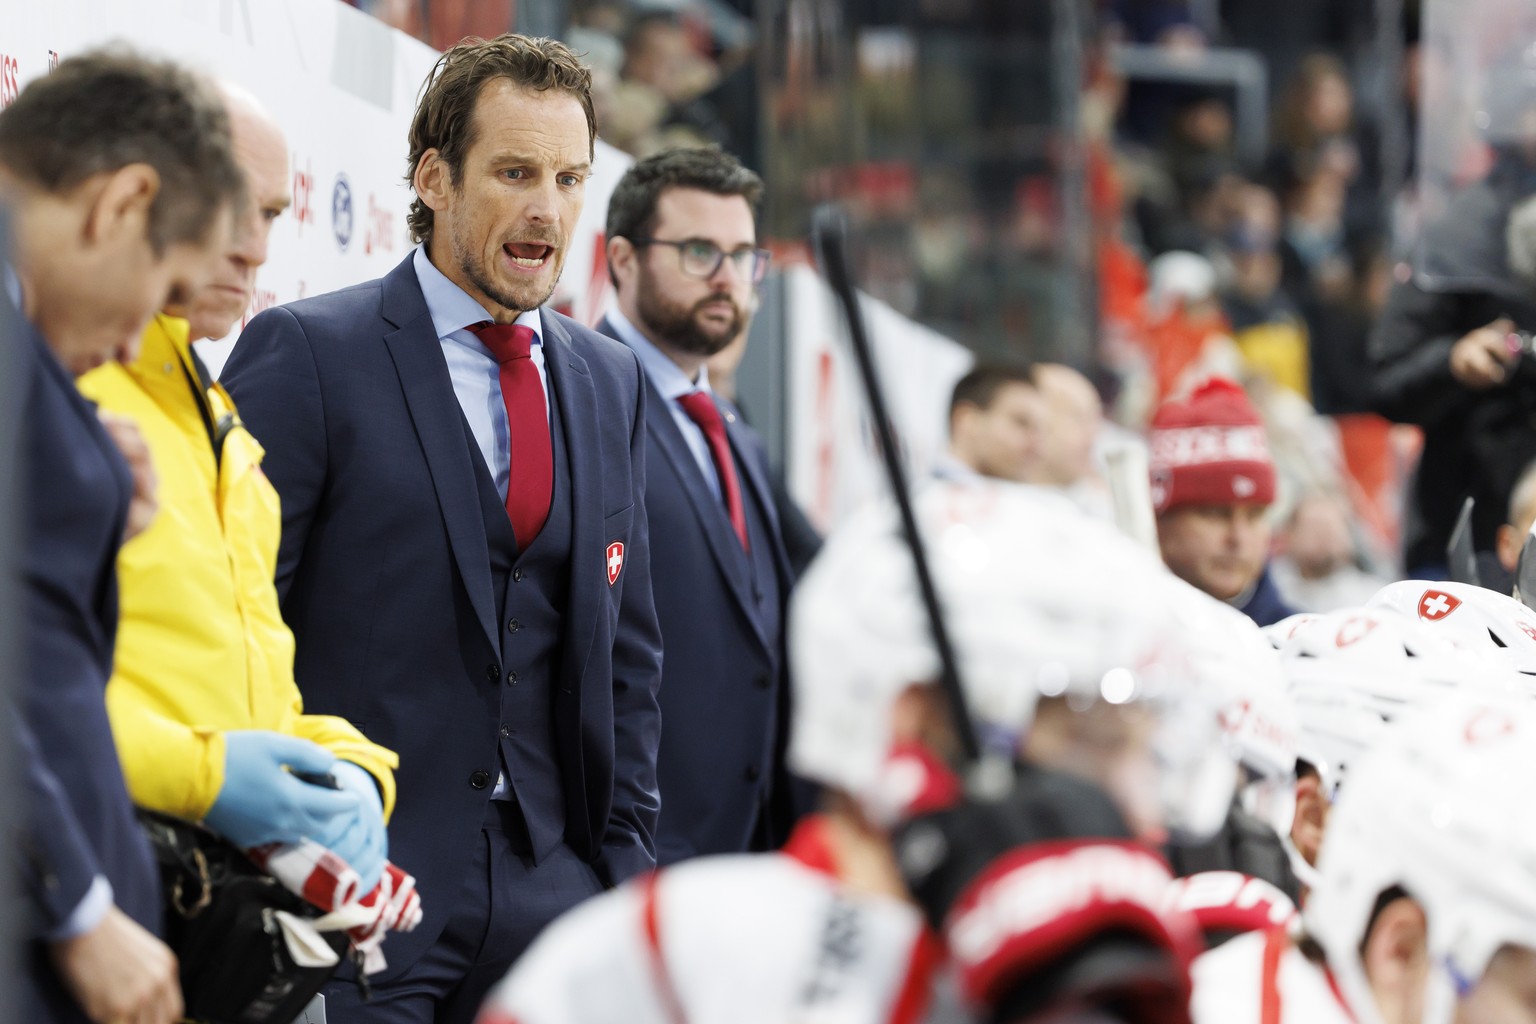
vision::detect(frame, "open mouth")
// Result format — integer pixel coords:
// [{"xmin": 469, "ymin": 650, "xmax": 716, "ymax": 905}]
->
[{"xmin": 504, "ymin": 242, "xmax": 554, "ymax": 269}]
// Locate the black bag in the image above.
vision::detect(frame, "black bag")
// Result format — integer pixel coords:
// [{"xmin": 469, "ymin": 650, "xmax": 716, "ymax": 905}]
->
[{"xmin": 138, "ymin": 810, "xmax": 357, "ymax": 1023}]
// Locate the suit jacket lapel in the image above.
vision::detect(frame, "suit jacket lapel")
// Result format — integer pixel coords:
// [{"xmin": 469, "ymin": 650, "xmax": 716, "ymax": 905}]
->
[
  {"xmin": 642, "ymin": 375, "xmax": 770, "ymax": 649},
  {"xmin": 542, "ymin": 312, "xmax": 600, "ymax": 689},
  {"xmin": 723, "ymin": 406, "xmax": 794, "ymax": 592},
  {"xmin": 378, "ymin": 258, "xmax": 498, "ymax": 655}
]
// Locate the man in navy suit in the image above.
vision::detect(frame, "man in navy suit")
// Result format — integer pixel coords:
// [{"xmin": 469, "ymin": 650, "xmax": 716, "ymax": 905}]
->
[
  {"xmin": 221, "ymin": 34, "xmax": 663, "ymax": 1022},
  {"xmin": 1, "ymin": 51, "xmax": 245, "ymax": 1023},
  {"xmin": 598, "ymin": 148, "xmax": 796, "ymax": 864}
]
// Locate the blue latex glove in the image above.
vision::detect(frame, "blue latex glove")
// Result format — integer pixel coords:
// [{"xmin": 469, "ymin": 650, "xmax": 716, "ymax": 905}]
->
[
  {"xmin": 204, "ymin": 732, "xmax": 359, "ymax": 850},
  {"xmin": 316, "ymin": 761, "xmax": 387, "ymax": 893}
]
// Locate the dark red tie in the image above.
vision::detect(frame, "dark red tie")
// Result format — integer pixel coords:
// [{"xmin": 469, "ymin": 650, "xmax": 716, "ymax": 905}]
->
[
  {"xmin": 678, "ymin": 390, "xmax": 748, "ymax": 551},
  {"xmin": 471, "ymin": 322, "xmax": 552, "ymax": 547}
]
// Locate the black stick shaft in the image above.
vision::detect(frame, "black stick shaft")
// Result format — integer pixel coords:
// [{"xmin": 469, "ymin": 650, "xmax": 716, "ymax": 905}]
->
[{"xmin": 810, "ymin": 205, "xmax": 981, "ymax": 763}]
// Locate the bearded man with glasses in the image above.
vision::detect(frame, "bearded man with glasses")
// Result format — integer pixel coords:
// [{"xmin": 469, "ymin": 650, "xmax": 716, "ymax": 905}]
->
[{"xmin": 599, "ymin": 146, "xmax": 799, "ymax": 865}]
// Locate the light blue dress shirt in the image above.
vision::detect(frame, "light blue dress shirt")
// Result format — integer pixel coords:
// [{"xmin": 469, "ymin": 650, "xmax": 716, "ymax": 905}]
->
[
  {"xmin": 412, "ymin": 245, "xmax": 549, "ymax": 502},
  {"xmin": 603, "ymin": 305, "xmax": 723, "ymax": 500}
]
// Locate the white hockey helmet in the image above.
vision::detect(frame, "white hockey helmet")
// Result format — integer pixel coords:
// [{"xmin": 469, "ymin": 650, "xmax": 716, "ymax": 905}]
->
[
  {"xmin": 1368, "ymin": 579, "xmax": 1536, "ymax": 689},
  {"xmin": 1277, "ymin": 605, "xmax": 1506, "ymax": 798},
  {"xmin": 788, "ymin": 478, "xmax": 1237, "ymax": 840},
  {"xmin": 1306, "ymin": 694, "xmax": 1536, "ymax": 1024},
  {"xmin": 1261, "ymin": 612, "xmax": 1321, "ymax": 651},
  {"xmin": 1168, "ymin": 579, "xmax": 1300, "ymax": 837}
]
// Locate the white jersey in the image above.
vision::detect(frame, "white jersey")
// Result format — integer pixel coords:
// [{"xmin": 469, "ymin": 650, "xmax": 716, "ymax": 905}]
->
[
  {"xmin": 1190, "ymin": 928, "xmax": 1357, "ymax": 1024},
  {"xmin": 479, "ymin": 822, "xmax": 939, "ymax": 1024}
]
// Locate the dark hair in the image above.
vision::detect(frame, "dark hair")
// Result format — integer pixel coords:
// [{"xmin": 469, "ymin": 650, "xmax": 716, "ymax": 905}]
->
[
  {"xmin": 604, "ymin": 146, "xmax": 763, "ymax": 286},
  {"xmin": 0, "ymin": 48, "xmax": 243, "ymax": 254},
  {"xmin": 406, "ymin": 33, "xmax": 597, "ymax": 246},
  {"xmin": 606, "ymin": 145, "xmax": 762, "ymax": 242},
  {"xmin": 949, "ymin": 362, "xmax": 1037, "ymax": 421}
]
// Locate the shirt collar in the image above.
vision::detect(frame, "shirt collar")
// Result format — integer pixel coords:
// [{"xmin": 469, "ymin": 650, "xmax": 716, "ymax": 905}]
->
[
  {"xmin": 604, "ymin": 304, "xmax": 709, "ymax": 403},
  {"xmin": 412, "ymin": 244, "xmax": 543, "ymax": 346}
]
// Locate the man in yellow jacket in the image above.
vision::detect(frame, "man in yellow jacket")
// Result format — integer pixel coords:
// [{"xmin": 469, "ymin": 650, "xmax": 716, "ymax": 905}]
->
[{"xmin": 77, "ymin": 85, "xmax": 398, "ymax": 888}]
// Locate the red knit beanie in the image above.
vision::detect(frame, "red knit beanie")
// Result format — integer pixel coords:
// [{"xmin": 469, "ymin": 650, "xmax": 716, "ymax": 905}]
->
[{"xmin": 1148, "ymin": 377, "xmax": 1276, "ymax": 514}]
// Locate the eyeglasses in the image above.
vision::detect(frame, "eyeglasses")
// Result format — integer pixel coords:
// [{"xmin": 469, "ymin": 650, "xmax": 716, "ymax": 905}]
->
[{"xmin": 631, "ymin": 238, "xmax": 771, "ymax": 283}]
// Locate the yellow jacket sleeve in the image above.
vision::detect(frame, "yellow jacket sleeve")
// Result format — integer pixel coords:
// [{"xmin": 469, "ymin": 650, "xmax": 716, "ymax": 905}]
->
[{"xmin": 287, "ymin": 711, "xmax": 400, "ymax": 821}]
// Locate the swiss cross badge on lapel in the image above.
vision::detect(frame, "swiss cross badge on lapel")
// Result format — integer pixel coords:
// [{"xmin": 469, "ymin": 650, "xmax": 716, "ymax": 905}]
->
[{"xmin": 606, "ymin": 541, "xmax": 625, "ymax": 586}]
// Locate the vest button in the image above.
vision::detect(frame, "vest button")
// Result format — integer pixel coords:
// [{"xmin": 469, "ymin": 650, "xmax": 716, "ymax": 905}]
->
[
  {"xmin": 507, "ymin": 618, "xmax": 521, "ymax": 634},
  {"xmin": 484, "ymin": 663, "xmax": 499, "ymax": 681},
  {"xmin": 753, "ymin": 673, "xmax": 771, "ymax": 690},
  {"xmin": 506, "ymin": 670, "xmax": 518, "ymax": 686},
  {"xmin": 744, "ymin": 765, "xmax": 761, "ymax": 782},
  {"xmin": 513, "ymin": 568, "xmax": 525, "ymax": 582},
  {"xmin": 469, "ymin": 770, "xmax": 491, "ymax": 789}
]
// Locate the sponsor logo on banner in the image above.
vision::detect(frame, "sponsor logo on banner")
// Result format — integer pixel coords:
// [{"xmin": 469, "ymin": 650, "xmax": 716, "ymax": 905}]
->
[
  {"xmin": 0, "ymin": 54, "xmax": 19, "ymax": 107},
  {"xmin": 364, "ymin": 193, "xmax": 395, "ymax": 256},
  {"xmin": 291, "ymin": 157, "xmax": 315, "ymax": 237},
  {"xmin": 331, "ymin": 174, "xmax": 353, "ymax": 252}
]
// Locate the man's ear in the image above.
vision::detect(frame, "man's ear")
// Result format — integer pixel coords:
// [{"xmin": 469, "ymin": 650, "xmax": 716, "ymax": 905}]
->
[
  {"xmin": 1361, "ymin": 896, "xmax": 1429, "ymax": 1024},
  {"xmin": 83, "ymin": 164, "xmax": 160, "ymax": 249},
  {"xmin": 1290, "ymin": 773, "xmax": 1329, "ymax": 866},
  {"xmin": 606, "ymin": 234, "xmax": 638, "ymax": 291},
  {"xmin": 413, "ymin": 148, "xmax": 451, "ymax": 214}
]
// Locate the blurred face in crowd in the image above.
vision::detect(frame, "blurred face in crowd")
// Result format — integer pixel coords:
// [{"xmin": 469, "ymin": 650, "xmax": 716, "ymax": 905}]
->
[
  {"xmin": 1027, "ymin": 364, "xmax": 1102, "ymax": 488},
  {"xmin": 417, "ymin": 78, "xmax": 589, "ymax": 320},
  {"xmin": 950, "ymin": 382, "xmax": 1044, "ymax": 482},
  {"xmin": 181, "ymin": 92, "xmax": 290, "ymax": 341},
  {"xmin": 11, "ymin": 165, "xmax": 233, "ymax": 375},
  {"xmin": 612, "ymin": 186, "xmax": 757, "ymax": 374},
  {"xmin": 1305, "ymin": 70, "xmax": 1352, "ymax": 138},
  {"xmin": 1157, "ymin": 502, "xmax": 1271, "ymax": 602},
  {"xmin": 1282, "ymin": 493, "xmax": 1356, "ymax": 580}
]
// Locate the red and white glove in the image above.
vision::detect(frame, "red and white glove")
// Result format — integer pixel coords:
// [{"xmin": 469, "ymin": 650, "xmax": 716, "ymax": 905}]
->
[{"xmin": 246, "ymin": 839, "xmax": 422, "ymax": 974}]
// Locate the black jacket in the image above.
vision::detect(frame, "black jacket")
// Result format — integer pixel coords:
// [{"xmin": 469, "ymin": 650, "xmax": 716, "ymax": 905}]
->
[{"xmin": 1369, "ymin": 166, "xmax": 1536, "ymax": 571}]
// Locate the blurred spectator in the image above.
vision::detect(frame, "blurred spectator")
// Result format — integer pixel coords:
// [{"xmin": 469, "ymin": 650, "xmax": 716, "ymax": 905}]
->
[
  {"xmin": 1271, "ymin": 491, "xmax": 1388, "ymax": 611},
  {"xmin": 1267, "ymin": 54, "xmax": 1381, "ymax": 241},
  {"xmin": 1306, "ymin": 236, "xmax": 1389, "ymax": 415},
  {"xmin": 1369, "ymin": 99, "xmax": 1536, "ymax": 577},
  {"xmin": 938, "ymin": 363, "xmax": 1043, "ymax": 483},
  {"xmin": 1220, "ymin": 184, "xmax": 1310, "ymax": 399},
  {"xmin": 1277, "ymin": 161, "xmax": 1351, "ymax": 306},
  {"xmin": 1218, "ymin": 0, "xmax": 1375, "ymax": 106},
  {"xmin": 1135, "ymin": 250, "xmax": 1241, "ymax": 419},
  {"xmin": 1149, "ymin": 377, "xmax": 1297, "ymax": 626}
]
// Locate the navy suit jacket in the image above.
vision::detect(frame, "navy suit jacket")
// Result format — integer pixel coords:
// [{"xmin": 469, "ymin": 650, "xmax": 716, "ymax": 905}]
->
[
  {"xmin": 15, "ymin": 312, "xmax": 160, "ymax": 1019},
  {"xmin": 221, "ymin": 256, "xmax": 663, "ymax": 970},
  {"xmin": 598, "ymin": 318, "xmax": 795, "ymax": 863}
]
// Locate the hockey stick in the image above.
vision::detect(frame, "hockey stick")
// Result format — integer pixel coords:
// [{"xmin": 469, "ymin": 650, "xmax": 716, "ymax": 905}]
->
[
  {"xmin": 1446, "ymin": 496, "xmax": 1481, "ymax": 588},
  {"xmin": 810, "ymin": 204, "xmax": 981, "ymax": 764}
]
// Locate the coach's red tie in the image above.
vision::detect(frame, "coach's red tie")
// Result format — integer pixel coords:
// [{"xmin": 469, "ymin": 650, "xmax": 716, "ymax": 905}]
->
[
  {"xmin": 472, "ymin": 322, "xmax": 552, "ymax": 547},
  {"xmin": 678, "ymin": 390, "xmax": 749, "ymax": 551}
]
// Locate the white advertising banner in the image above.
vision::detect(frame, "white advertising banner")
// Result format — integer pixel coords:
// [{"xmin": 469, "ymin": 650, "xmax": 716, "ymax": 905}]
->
[
  {"xmin": 0, "ymin": 0, "xmax": 631, "ymax": 376},
  {"xmin": 781, "ymin": 264, "xmax": 975, "ymax": 533}
]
